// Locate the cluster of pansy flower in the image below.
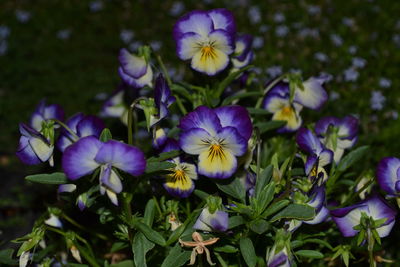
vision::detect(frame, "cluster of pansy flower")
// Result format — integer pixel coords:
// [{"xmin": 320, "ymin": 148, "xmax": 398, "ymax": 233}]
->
[{"xmin": 13, "ymin": 7, "xmax": 400, "ymax": 267}]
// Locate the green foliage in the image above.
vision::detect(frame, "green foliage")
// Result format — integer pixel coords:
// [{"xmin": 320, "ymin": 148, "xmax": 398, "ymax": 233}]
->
[{"xmin": 25, "ymin": 172, "xmax": 68, "ymax": 184}]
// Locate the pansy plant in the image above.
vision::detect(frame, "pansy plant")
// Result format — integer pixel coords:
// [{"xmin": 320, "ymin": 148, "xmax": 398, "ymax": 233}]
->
[
  {"xmin": 178, "ymin": 105, "xmax": 252, "ymax": 179},
  {"xmin": 173, "ymin": 9, "xmax": 236, "ymax": 75},
  {"xmin": 62, "ymin": 136, "xmax": 146, "ymax": 205}
]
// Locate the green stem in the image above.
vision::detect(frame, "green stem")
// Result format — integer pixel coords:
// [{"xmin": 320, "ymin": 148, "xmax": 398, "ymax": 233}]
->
[
  {"xmin": 53, "ymin": 119, "xmax": 79, "ymax": 140},
  {"xmin": 174, "ymin": 94, "xmax": 188, "ymax": 115},
  {"xmin": 255, "ymin": 127, "xmax": 261, "ymax": 180},
  {"xmin": 122, "ymin": 193, "xmax": 133, "ymax": 242},
  {"xmin": 152, "ymin": 196, "xmax": 163, "ymax": 217},
  {"xmin": 62, "ymin": 214, "xmax": 108, "ymax": 240},
  {"xmin": 127, "ymin": 97, "xmax": 147, "ymax": 145},
  {"xmin": 156, "ymin": 54, "xmax": 172, "ymax": 86},
  {"xmin": 367, "ymin": 229, "xmax": 376, "ymax": 267}
]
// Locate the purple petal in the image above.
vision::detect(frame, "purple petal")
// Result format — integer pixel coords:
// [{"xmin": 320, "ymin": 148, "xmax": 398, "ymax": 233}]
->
[
  {"xmin": 118, "ymin": 48, "xmax": 147, "ymax": 79},
  {"xmin": 118, "ymin": 65, "xmax": 153, "ymax": 88},
  {"xmin": 376, "ymin": 157, "xmax": 400, "ymax": 195},
  {"xmin": 163, "ymin": 167, "xmax": 195, "ymax": 198},
  {"xmin": 304, "ymin": 154, "xmax": 318, "ymax": 176},
  {"xmin": 208, "ymin": 29, "xmax": 235, "ymax": 54},
  {"xmin": 207, "ymin": 9, "xmax": 236, "ymax": 34},
  {"xmin": 214, "ymin": 105, "xmax": 253, "ymax": 140},
  {"xmin": 161, "ymin": 138, "xmax": 180, "ymax": 153},
  {"xmin": 178, "ymin": 106, "xmax": 222, "ymax": 136},
  {"xmin": 58, "ymin": 184, "xmax": 77, "ymax": 193},
  {"xmin": 262, "ymin": 93, "xmax": 289, "ymax": 113},
  {"xmin": 338, "ymin": 115, "xmax": 359, "ymax": 140},
  {"xmin": 100, "ymin": 165, "xmax": 123, "ymax": 193},
  {"xmin": 314, "ymin": 116, "xmax": 339, "ymax": 137},
  {"xmin": 62, "ymin": 136, "xmax": 102, "ymax": 180},
  {"xmin": 94, "ymin": 140, "xmax": 146, "ymax": 176},
  {"xmin": 215, "ymin": 126, "xmax": 248, "ymax": 156},
  {"xmin": 152, "ymin": 127, "xmax": 168, "ymax": 150},
  {"xmin": 179, "ymin": 127, "xmax": 211, "ymax": 155},
  {"xmin": 307, "ymin": 186, "xmax": 326, "ymax": 211},
  {"xmin": 16, "ymin": 136, "xmax": 42, "ymax": 165},
  {"xmin": 154, "ymin": 74, "xmax": 176, "ymax": 120},
  {"xmin": 331, "ymin": 204, "xmax": 369, "ymax": 237},
  {"xmin": 173, "ymin": 10, "xmax": 213, "ymax": 39},
  {"xmin": 305, "ymin": 206, "xmax": 329, "ymax": 225},
  {"xmin": 193, "ymin": 208, "xmax": 228, "ymax": 232},
  {"xmin": 294, "ymin": 77, "xmax": 328, "ymax": 110},
  {"xmin": 234, "ymin": 34, "xmax": 253, "ymax": 61},
  {"xmin": 76, "ymin": 115, "xmax": 105, "ymax": 138},
  {"xmin": 176, "ymin": 32, "xmax": 203, "ymax": 60},
  {"xmin": 296, "ymin": 128, "xmax": 323, "ymax": 155},
  {"xmin": 366, "ymin": 195, "xmax": 397, "ymax": 227}
]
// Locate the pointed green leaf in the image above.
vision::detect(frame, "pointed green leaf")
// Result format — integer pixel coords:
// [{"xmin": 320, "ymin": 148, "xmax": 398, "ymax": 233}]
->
[
  {"xmin": 214, "ymin": 245, "xmax": 238, "ymax": 253},
  {"xmin": 337, "ymin": 146, "xmax": 369, "ymax": 172},
  {"xmin": 145, "ymin": 161, "xmax": 175, "ymax": 174},
  {"xmin": 147, "ymin": 150, "xmax": 180, "ymax": 162},
  {"xmin": 216, "ymin": 178, "xmax": 246, "ymax": 202},
  {"xmin": 270, "ymin": 204, "xmax": 315, "ymax": 222},
  {"xmin": 99, "ymin": 128, "xmax": 112, "ymax": 142},
  {"xmin": 255, "ymin": 165, "xmax": 273, "ymax": 198},
  {"xmin": 240, "ymin": 237, "xmax": 257, "ymax": 267},
  {"xmin": 254, "ymin": 121, "xmax": 287, "ymax": 134},
  {"xmin": 25, "ymin": 172, "xmax": 68, "ymax": 185},
  {"xmin": 143, "ymin": 199, "xmax": 156, "ymax": 227},
  {"xmin": 249, "ymin": 219, "xmax": 270, "ymax": 235},
  {"xmin": 295, "ymin": 250, "xmax": 324, "ymax": 259},
  {"xmin": 132, "ymin": 232, "xmax": 155, "ymax": 267},
  {"xmin": 134, "ymin": 221, "xmax": 166, "ymax": 246},
  {"xmin": 262, "ymin": 200, "xmax": 290, "ymax": 218},
  {"xmin": 161, "ymin": 244, "xmax": 192, "ymax": 267},
  {"xmin": 0, "ymin": 249, "xmax": 17, "ymax": 265}
]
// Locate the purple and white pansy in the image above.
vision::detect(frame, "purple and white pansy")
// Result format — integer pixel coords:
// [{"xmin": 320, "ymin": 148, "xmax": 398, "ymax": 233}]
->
[
  {"xmin": 315, "ymin": 115, "xmax": 359, "ymax": 163},
  {"xmin": 173, "ymin": 9, "xmax": 236, "ymax": 75},
  {"xmin": 178, "ymin": 105, "xmax": 252, "ymax": 179},
  {"xmin": 331, "ymin": 195, "xmax": 397, "ymax": 238},
  {"xmin": 100, "ymin": 89, "xmax": 128, "ymax": 124},
  {"xmin": 296, "ymin": 128, "xmax": 333, "ymax": 183},
  {"xmin": 57, "ymin": 113, "xmax": 105, "ymax": 152},
  {"xmin": 62, "ymin": 136, "xmax": 146, "ymax": 205},
  {"xmin": 376, "ymin": 157, "xmax": 400, "ymax": 196},
  {"xmin": 193, "ymin": 207, "xmax": 229, "ymax": 232},
  {"xmin": 151, "ymin": 74, "xmax": 176, "ymax": 127},
  {"xmin": 262, "ymin": 75, "xmax": 328, "ymax": 132},
  {"xmin": 30, "ymin": 100, "xmax": 65, "ymax": 131},
  {"xmin": 16, "ymin": 123, "xmax": 54, "ymax": 166},
  {"xmin": 118, "ymin": 48, "xmax": 153, "ymax": 88},
  {"xmin": 231, "ymin": 33, "xmax": 254, "ymax": 69}
]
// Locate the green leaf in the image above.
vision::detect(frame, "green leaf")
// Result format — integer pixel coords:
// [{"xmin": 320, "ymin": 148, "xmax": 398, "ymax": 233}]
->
[
  {"xmin": 132, "ymin": 232, "xmax": 155, "ymax": 267},
  {"xmin": 255, "ymin": 165, "xmax": 273, "ymax": 198},
  {"xmin": 99, "ymin": 128, "xmax": 112, "ymax": 142},
  {"xmin": 216, "ymin": 178, "xmax": 246, "ymax": 202},
  {"xmin": 147, "ymin": 150, "xmax": 180, "ymax": 162},
  {"xmin": 247, "ymin": 108, "xmax": 270, "ymax": 115},
  {"xmin": 255, "ymin": 181, "xmax": 275, "ymax": 215},
  {"xmin": 143, "ymin": 199, "xmax": 156, "ymax": 227},
  {"xmin": 295, "ymin": 250, "xmax": 324, "ymax": 259},
  {"xmin": 303, "ymin": 238, "xmax": 333, "ymax": 250},
  {"xmin": 261, "ymin": 200, "xmax": 290, "ymax": 218},
  {"xmin": 215, "ymin": 65, "xmax": 253, "ymax": 101},
  {"xmin": 337, "ymin": 146, "xmax": 369, "ymax": 172},
  {"xmin": 110, "ymin": 242, "xmax": 129, "ymax": 253},
  {"xmin": 249, "ymin": 219, "xmax": 270, "ymax": 235},
  {"xmin": 0, "ymin": 249, "xmax": 17, "ymax": 265},
  {"xmin": 134, "ymin": 221, "xmax": 166, "ymax": 246},
  {"xmin": 214, "ymin": 245, "xmax": 238, "ymax": 253},
  {"xmin": 110, "ymin": 260, "xmax": 135, "ymax": 267},
  {"xmin": 221, "ymin": 91, "xmax": 262, "ymax": 106},
  {"xmin": 255, "ymin": 121, "xmax": 286, "ymax": 134},
  {"xmin": 166, "ymin": 223, "xmax": 186, "ymax": 246},
  {"xmin": 240, "ymin": 237, "xmax": 257, "ymax": 267},
  {"xmin": 270, "ymin": 204, "xmax": 315, "ymax": 222},
  {"xmin": 228, "ymin": 215, "xmax": 245, "ymax": 229},
  {"xmin": 194, "ymin": 189, "xmax": 209, "ymax": 200},
  {"xmin": 25, "ymin": 172, "xmax": 68, "ymax": 185},
  {"xmin": 145, "ymin": 161, "xmax": 175, "ymax": 174},
  {"xmin": 161, "ymin": 244, "xmax": 192, "ymax": 267}
]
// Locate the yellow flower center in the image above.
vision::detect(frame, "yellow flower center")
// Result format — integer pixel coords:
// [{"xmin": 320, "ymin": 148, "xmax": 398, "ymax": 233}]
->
[
  {"xmin": 201, "ymin": 45, "xmax": 217, "ymax": 61},
  {"xmin": 208, "ymin": 144, "xmax": 225, "ymax": 161},
  {"xmin": 172, "ymin": 169, "xmax": 186, "ymax": 181},
  {"xmin": 282, "ymin": 106, "xmax": 293, "ymax": 115}
]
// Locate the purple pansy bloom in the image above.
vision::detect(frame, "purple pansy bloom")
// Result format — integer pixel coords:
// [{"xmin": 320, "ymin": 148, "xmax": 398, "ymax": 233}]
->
[
  {"xmin": 193, "ymin": 207, "xmax": 228, "ymax": 232},
  {"xmin": 30, "ymin": 100, "xmax": 64, "ymax": 131},
  {"xmin": 296, "ymin": 128, "xmax": 333, "ymax": 182},
  {"xmin": 178, "ymin": 105, "xmax": 252, "ymax": 179},
  {"xmin": 118, "ymin": 48, "xmax": 153, "ymax": 88},
  {"xmin": 331, "ymin": 195, "xmax": 397, "ymax": 238},
  {"xmin": 376, "ymin": 157, "xmax": 400, "ymax": 196},
  {"xmin": 57, "ymin": 113, "xmax": 105, "ymax": 152},
  {"xmin": 161, "ymin": 139, "xmax": 198, "ymax": 198},
  {"xmin": 150, "ymin": 74, "xmax": 176, "ymax": 127},
  {"xmin": 100, "ymin": 89, "xmax": 128, "ymax": 123},
  {"xmin": 173, "ymin": 9, "xmax": 236, "ymax": 75},
  {"xmin": 16, "ymin": 123, "xmax": 54, "ymax": 165},
  {"xmin": 231, "ymin": 34, "xmax": 254, "ymax": 69},
  {"xmin": 267, "ymin": 246, "xmax": 291, "ymax": 267},
  {"xmin": 62, "ymin": 136, "xmax": 146, "ymax": 205},
  {"xmin": 315, "ymin": 115, "xmax": 358, "ymax": 163}
]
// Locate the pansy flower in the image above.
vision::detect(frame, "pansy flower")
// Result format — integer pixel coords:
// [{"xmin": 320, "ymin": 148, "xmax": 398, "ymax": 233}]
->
[
  {"xmin": 150, "ymin": 74, "xmax": 176, "ymax": 127},
  {"xmin": 173, "ymin": 9, "xmax": 236, "ymax": 75},
  {"xmin": 331, "ymin": 195, "xmax": 397, "ymax": 238},
  {"xmin": 161, "ymin": 139, "xmax": 198, "ymax": 198},
  {"xmin": 315, "ymin": 115, "xmax": 358, "ymax": 163},
  {"xmin": 100, "ymin": 88, "xmax": 128, "ymax": 124},
  {"xmin": 262, "ymin": 75, "xmax": 328, "ymax": 132},
  {"xmin": 267, "ymin": 246, "xmax": 292, "ymax": 267},
  {"xmin": 193, "ymin": 207, "xmax": 228, "ymax": 232},
  {"xmin": 179, "ymin": 105, "xmax": 252, "ymax": 179},
  {"xmin": 62, "ymin": 136, "xmax": 146, "ymax": 205},
  {"xmin": 16, "ymin": 123, "xmax": 54, "ymax": 165},
  {"xmin": 376, "ymin": 157, "xmax": 400, "ymax": 197},
  {"xmin": 231, "ymin": 33, "xmax": 254, "ymax": 69},
  {"xmin": 30, "ymin": 99, "xmax": 64, "ymax": 131},
  {"xmin": 296, "ymin": 128, "xmax": 333, "ymax": 183},
  {"xmin": 118, "ymin": 48, "xmax": 153, "ymax": 88},
  {"xmin": 57, "ymin": 113, "xmax": 105, "ymax": 152}
]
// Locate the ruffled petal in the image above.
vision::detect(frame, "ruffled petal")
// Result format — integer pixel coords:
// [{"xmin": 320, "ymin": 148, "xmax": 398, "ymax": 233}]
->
[
  {"xmin": 207, "ymin": 9, "xmax": 236, "ymax": 34},
  {"xmin": 62, "ymin": 136, "xmax": 102, "ymax": 180},
  {"xmin": 118, "ymin": 48, "xmax": 147, "ymax": 78},
  {"xmin": 76, "ymin": 115, "xmax": 105, "ymax": 138},
  {"xmin": 16, "ymin": 136, "xmax": 42, "ymax": 165},
  {"xmin": 94, "ymin": 140, "xmax": 146, "ymax": 176},
  {"xmin": 208, "ymin": 29, "xmax": 234, "ymax": 55},
  {"xmin": 216, "ymin": 126, "xmax": 248, "ymax": 156},
  {"xmin": 296, "ymin": 128, "xmax": 324, "ymax": 155},
  {"xmin": 193, "ymin": 208, "xmax": 228, "ymax": 232},
  {"xmin": 173, "ymin": 10, "xmax": 213, "ymax": 39},
  {"xmin": 331, "ymin": 205, "xmax": 368, "ymax": 237},
  {"xmin": 100, "ymin": 165, "xmax": 123, "ymax": 193},
  {"xmin": 338, "ymin": 115, "xmax": 359, "ymax": 139},
  {"xmin": 262, "ymin": 93, "xmax": 288, "ymax": 113},
  {"xmin": 176, "ymin": 32, "xmax": 203, "ymax": 60},
  {"xmin": 118, "ymin": 64, "xmax": 153, "ymax": 88},
  {"xmin": 294, "ymin": 77, "xmax": 328, "ymax": 110},
  {"xmin": 178, "ymin": 106, "xmax": 222, "ymax": 136},
  {"xmin": 29, "ymin": 137, "xmax": 54, "ymax": 162},
  {"xmin": 214, "ymin": 105, "xmax": 253, "ymax": 140},
  {"xmin": 376, "ymin": 157, "xmax": 400, "ymax": 195},
  {"xmin": 179, "ymin": 128, "xmax": 211, "ymax": 155}
]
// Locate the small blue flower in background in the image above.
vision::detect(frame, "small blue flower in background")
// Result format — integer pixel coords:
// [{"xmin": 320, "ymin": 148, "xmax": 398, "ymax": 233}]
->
[
  {"xmin": 370, "ymin": 90, "xmax": 385, "ymax": 110},
  {"xmin": 307, "ymin": 5, "xmax": 321, "ymax": 15},
  {"xmin": 248, "ymin": 6, "xmax": 261, "ymax": 25},
  {"xmin": 118, "ymin": 48, "xmax": 153, "ymax": 88},
  {"xmin": 273, "ymin": 12, "xmax": 285, "ymax": 23},
  {"xmin": 89, "ymin": 0, "xmax": 103, "ymax": 12},
  {"xmin": 314, "ymin": 52, "xmax": 329, "ymax": 62},
  {"xmin": 57, "ymin": 113, "xmax": 105, "ymax": 152},
  {"xmin": 15, "ymin": 10, "xmax": 31, "ymax": 23},
  {"xmin": 150, "ymin": 40, "xmax": 162, "ymax": 52},
  {"xmin": 343, "ymin": 67, "xmax": 359, "ymax": 82},
  {"xmin": 56, "ymin": 29, "xmax": 71, "ymax": 40},
  {"xmin": 120, "ymin": 29, "xmax": 134, "ymax": 44},
  {"xmin": 62, "ymin": 136, "xmax": 146, "ymax": 205},
  {"xmin": 330, "ymin": 33, "xmax": 343, "ymax": 47},
  {"xmin": 352, "ymin": 57, "xmax": 367, "ymax": 68},
  {"xmin": 0, "ymin": 25, "xmax": 10, "ymax": 39},
  {"xmin": 348, "ymin": 45, "xmax": 357, "ymax": 54},
  {"xmin": 252, "ymin": 36, "xmax": 264, "ymax": 49},
  {"xmin": 173, "ymin": 9, "xmax": 236, "ymax": 75},
  {"xmin": 0, "ymin": 40, "xmax": 8, "ymax": 56},
  {"xmin": 179, "ymin": 105, "xmax": 252, "ymax": 179},
  {"xmin": 379, "ymin": 77, "xmax": 391, "ymax": 88},
  {"xmin": 169, "ymin": 1, "xmax": 185, "ymax": 17},
  {"xmin": 331, "ymin": 195, "xmax": 397, "ymax": 238},
  {"xmin": 265, "ymin": 65, "xmax": 282, "ymax": 78},
  {"xmin": 275, "ymin": 25, "xmax": 289, "ymax": 37}
]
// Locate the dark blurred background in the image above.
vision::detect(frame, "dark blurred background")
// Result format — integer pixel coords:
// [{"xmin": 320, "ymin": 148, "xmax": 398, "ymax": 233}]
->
[{"xmin": 1, "ymin": 0, "xmax": 400, "ymax": 250}]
